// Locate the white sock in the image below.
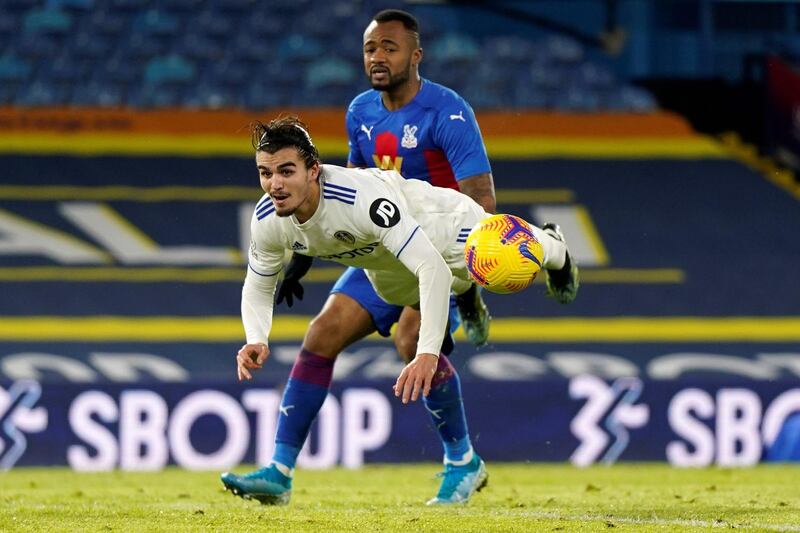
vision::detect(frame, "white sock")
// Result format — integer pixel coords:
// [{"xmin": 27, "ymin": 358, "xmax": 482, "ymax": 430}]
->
[
  {"xmin": 445, "ymin": 447, "xmax": 474, "ymax": 466},
  {"xmin": 272, "ymin": 461, "xmax": 293, "ymax": 478},
  {"xmin": 530, "ymin": 225, "xmax": 566, "ymax": 270}
]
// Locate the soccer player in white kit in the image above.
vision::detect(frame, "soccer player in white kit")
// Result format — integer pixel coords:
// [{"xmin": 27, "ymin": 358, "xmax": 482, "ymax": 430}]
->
[{"xmin": 222, "ymin": 116, "xmax": 578, "ymax": 506}]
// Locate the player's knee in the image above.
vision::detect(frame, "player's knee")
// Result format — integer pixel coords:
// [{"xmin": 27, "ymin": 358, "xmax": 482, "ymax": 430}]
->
[
  {"xmin": 304, "ymin": 313, "xmax": 346, "ymax": 356},
  {"xmin": 394, "ymin": 334, "xmax": 417, "ymax": 364}
]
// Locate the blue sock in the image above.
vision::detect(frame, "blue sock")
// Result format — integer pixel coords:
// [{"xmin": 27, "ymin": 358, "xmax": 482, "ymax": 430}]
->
[
  {"xmin": 273, "ymin": 349, "xmax": 335, "ymax": 471},
  {"xmin": 423, "ymin": 354, "xmax": 472, "ymax": 462}
]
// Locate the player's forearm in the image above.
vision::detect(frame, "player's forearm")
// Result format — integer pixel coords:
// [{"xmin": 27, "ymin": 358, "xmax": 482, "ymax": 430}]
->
[
  {"xmin": 397, "ymin": 234, "xmax": 451, "ymax": 356},
  {"xmin": 414, "ymin": 260, "xmax": 452, "ymax": 356},
  {"xmin": 241, "ymin": 268, "xmax": 277, "ymax": 345},
  {"xmin": 458, "ymin": 173, "xmax": 496, "ymax": 214}
]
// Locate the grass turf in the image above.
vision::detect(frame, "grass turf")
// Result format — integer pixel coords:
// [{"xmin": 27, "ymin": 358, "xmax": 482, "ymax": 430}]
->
[{"xmin": 1, "ymin": 464, "xmax": 799, "ymax": 532}]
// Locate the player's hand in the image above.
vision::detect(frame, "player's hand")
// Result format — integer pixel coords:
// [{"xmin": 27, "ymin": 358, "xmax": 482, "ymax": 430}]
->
[
  {"xmin": 275, "ymin": 278, "xmax": 304, "ymax": 307},
  {"xmin": 393, "ymin": 353, "xmax": 439, "ymax": 404},
  {"xmin": 237, "ymin": 343, "xmax": 269, "ymax": 381}
]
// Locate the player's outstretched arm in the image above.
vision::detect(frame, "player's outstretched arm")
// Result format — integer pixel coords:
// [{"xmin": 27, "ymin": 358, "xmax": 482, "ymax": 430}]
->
[
  {"xmin": 393, "ymin": 352, "xmax": 439, "ymax": 404},
  {"xmin": 236, "ymin": 342, "xmax": 270, "ymax": 381}
]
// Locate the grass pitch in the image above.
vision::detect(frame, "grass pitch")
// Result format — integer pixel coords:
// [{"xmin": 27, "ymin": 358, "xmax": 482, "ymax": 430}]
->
[{"xmin": 1, "ymin": 463, "xmax": 799, "ymax": 532}]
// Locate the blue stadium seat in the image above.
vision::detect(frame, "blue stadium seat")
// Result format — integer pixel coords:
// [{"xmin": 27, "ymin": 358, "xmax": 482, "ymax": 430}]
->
[
  {"xmin": 191, "ymin": 9, "xmax": 235, "ymax": 38},
  {"xmin": 125, "ymin": 33, "xmax": 171, "ymax": 60},
  {"xmin": 15, "ymin": 33, "xmax": 61, "ymax": 60},
  {"xmin": 0, "ymin": 12, "xmax": 19, "ymax": 38},
  {"xmin": 552, "ymin": 86, "xmax": 601, "ymax": 111},
  {"xmin": 87, "ymin": 9, "xmax": 128, "ymax": 35},
  {"xmin": 128, "ymin": 83, "xmax": 184, "ymax": 108},
  {"xmin": 483, "ymin": 35, "xmax": 536, "ymax": 63},
  {"xmin": 132, "ymin": 9, "xmax": 180, "ymax": 36},
  {"xmin": 98, "ymin": 55, "xmax": 141, "ymax": 83},
  {"xmin": 175, "ymin": 32, "xmax": 225, "ymax": 62},
  {"xmin": 603, "ymin": 85, "xmax": 657, "ymax": 112},
  {"xmin": 277, "ymin": 34, "xmax": 324, "ymax": 62},
  {"xmin": 211, "ymin": 0, "xmax": 258, "ymax": 14},
  {"xmin": 0, "ymin": 82, "xmax": 21, "ymax": 105},
  {"xmin": 49, "ymin": 0, "xmax": 95, "ymax": 10},
  {"xmin": 542, "ymin": 34, "xmax": 584, "ymax": 63},
  {"xmin": 70, "ymin": 31, "xmax": 113, "ymax": 60},
  {"xmin": 162, "ymin": 0, "xmax": 203, "ymax": 11},
  {"xmin": 243, "ymin": 84, "xmax": 285, "ymax": 110},
  {"xmin": 242, "ymin": 9, "xmax": 286, "ymax": 37},
  {"xmin": 23, "ymin": 7, "xmax": 73, "ymax": 34},
  {"xmin": 573, "ymin": 62, "xmax": 616, "ymax": 88},
  {"xmin": 304, "ymin": 57, "xmax": 357, "ymax": 90},
  {"xmin": 15, "ymin": 81, "xmax": 70, "ymax": 106},
  {"xmin": 71, "ymin": 81, "xmax": 125, "ymax": 107},
  {"xmin": 144, "ymin": 54, "xmax": 196, "ymax": 85},
  {"xmin": 183, "ymin": 82, "xmax": 238, "ymax": 109},
  {"xmin": 429, "ymin": 32, "xmax": 480, "ymax": 63},
  {"xmin": 0, "ymin": 54, "xmax": 31, "ymax": 82},
  {"xmin": 111, "ymin": 0, "xmax": 150, "ymax": 11},
  {"xmin": 44, "ymin": 55, "xmax": 89, "ymax": 83}
]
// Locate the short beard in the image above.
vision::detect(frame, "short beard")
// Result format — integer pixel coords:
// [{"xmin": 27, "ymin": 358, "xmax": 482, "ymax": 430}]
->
[{"xmin": 370, "ymin": 64, "xmax": 411, "ymax": 92}]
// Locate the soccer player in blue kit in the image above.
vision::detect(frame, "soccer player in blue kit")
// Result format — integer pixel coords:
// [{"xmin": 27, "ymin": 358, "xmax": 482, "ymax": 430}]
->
[{"xmin": 221, "ymin": 10, "xmax": 510, "ymax": 506}]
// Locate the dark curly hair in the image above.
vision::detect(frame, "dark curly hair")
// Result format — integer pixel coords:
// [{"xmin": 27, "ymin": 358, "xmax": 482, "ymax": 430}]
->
[{"xmin": 251, "ymin": 115, "xmax": 320, "ymax": 169}]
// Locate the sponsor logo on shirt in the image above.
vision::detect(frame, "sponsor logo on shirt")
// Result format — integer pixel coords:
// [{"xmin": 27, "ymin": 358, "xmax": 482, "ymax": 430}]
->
[
  {"xmin": 369, "ymin": 199, "xmax": 401, "ymax": 228},
  {"xmin": 318, "ymin": 242, "xmax": 380, "ymax": 260},
  {"xmin": 291, "ymin": 241, "xmax": 307, "ymax": 251}
]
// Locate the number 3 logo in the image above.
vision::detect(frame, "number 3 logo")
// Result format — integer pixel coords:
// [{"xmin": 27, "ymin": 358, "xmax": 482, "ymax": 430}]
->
[{"xmin": 369, "ymin": 198, "xmax": 401, "ymax": 228}]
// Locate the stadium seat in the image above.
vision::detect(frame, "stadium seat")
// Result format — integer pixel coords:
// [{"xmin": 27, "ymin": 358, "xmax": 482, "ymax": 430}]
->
[
  {"xmin": 23, "ymin": 7, "xmax": 73, "ymax": 34},
  {"xmin": 144, "ymin": 54, "xmax": 196, "ymax": 85},
  {"xmin": 277, "ymin": 34, "xmax": 324, "ymax": 62},
  {"xmin": 603, "ymin": 85, "xmax": 658, "ymax": 112},
  {"xmin": 542, "ymin": 34, "xmax": 584, "ymax": 63},
  {"xmin": 15, "ymin": 81, "xmax": 69, "ymax": 106},
  {"xmin": 132, "ymin": 9, "xmax": 180, "ymax": 36},
  {"xmin": 0, "ymin": 0, "xmax": 658, "ymax": 111},
  {"xmin": 49, "ymin": 0, "xmax": 95, "ymax": 10},
  {"xmin": 15, "ymin": 32, "xmax": 61, "ymax": 60},
  {"xmin": 429, "ymin": 32, "xmax": 481, "ymax": 63},
  {"xmin": 87, "ymin": 9, "xmax": 127, "ymax": 35},
  {"xmin": 71, "ymin": 31, "xmax": 113, "ymax": 59},
  {"xmin": 184, "ymin": 82, "xmax": 237, "ymax": 109},
  {"xmin": 483, "ymin": 35, "xmax": 537, "ymax": 63},
  {"xmin": 71, "ymin": 81, "xmax": 125, "ymax": 107},
  {"xmin": 304, "ymin": 57, "xmax": 358, "ymax": 90},
  {"xmin": 0, "ymin": 53, "xmax": 32, "ymax": 82},
  {"xmin": 175, "ymin": 32, "xmax": 225, "ymax": 62}
]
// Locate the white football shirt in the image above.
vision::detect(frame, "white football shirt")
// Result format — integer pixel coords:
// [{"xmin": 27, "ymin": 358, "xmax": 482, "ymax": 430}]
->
[{"xmin": 242, "ymin": 164, "xmax": 488, "ymax": 356}]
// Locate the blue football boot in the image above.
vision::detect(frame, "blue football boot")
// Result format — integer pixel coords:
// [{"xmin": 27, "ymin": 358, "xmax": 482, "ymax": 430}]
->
[
  {"xmin": 426, "ymin": 454, "xmax": 488, "ymax": 505},
  {"xmin": 220, "ymin": 464, "xmax": 292, "ymax": 505}
]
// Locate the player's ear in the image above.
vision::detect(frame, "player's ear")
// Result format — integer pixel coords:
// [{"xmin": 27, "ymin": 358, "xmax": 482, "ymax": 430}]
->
[
  {"xmin": 309, "ymin": 162, "xmax": 321, "ymax": 181},
  {"xmin": 413, "ymin": 47, "xmax": 423, "ymax": 66}
]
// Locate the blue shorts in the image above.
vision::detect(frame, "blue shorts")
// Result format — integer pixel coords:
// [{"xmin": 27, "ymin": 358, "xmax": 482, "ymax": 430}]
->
[{"xmin": 331, "ymin": 267, "xmax": 461, "ymax": 339}]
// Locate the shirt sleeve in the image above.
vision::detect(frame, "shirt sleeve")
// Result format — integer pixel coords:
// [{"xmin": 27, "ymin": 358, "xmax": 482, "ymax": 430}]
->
[
  {"xmin": 394, "ymin": 227, "xmax": 452, "ymax": 356},
  {"xmin": 346, "ymin": 106, "xmax": 368, "ymax": 168},
  {"xmin": 432, "ymin": 99, "xmax": 492, "ymax": 181},
  {"xmin": 241, "ymin": 218, "xmax": 285, "ymax": 345}
]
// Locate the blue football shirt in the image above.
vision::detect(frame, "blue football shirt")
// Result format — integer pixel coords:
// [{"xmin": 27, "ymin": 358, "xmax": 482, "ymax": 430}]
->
[{"xmin": 346, "ymin": 79, "xmax": 491, "ymax": 190}]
